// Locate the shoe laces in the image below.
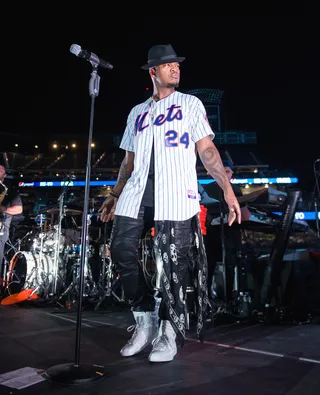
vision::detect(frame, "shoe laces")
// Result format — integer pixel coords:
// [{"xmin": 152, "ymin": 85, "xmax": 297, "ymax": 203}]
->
[
  {"xmin": 127, "ymin": 324, "xmax": 137, "ymax": 333},
  {"xmin": 125, "ymin": 324, "xmax": 139, "ymax": 343},
  {"xmin": 151, "ymin": 334, "xmax": 170, "ymax": 350}
]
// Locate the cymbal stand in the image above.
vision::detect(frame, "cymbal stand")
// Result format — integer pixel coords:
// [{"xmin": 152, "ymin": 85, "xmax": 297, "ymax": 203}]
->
[
  {"xmin": 37, "ymin": 214, "xmax": 45, "ymax": 274},
  {"xmin": 57, "ymin": 215, "xmax": 93, "ymax": 305},
  {"xmin": 101, "ymin": 222, "xmax": 107, "ymax": 291},
  {"xmin": 29, "ymin": 214, "xmax": 53, "ymax": 299},
  {"xmin": 94, "ymin": 223, "xmax": 124, "ymax": 310},
  {"xmin": 52, "ymin": 181, "xmax": 71, "ymax": 294}
]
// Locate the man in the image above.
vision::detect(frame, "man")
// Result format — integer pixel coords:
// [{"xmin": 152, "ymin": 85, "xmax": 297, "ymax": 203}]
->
[
  {"xmin": 0, "ymin": 165, "xmax": 23, "ymax": 285},
  {"xmin": 201, "ymin": 160, "xmax": 250, "ymax": 302},
  {"xmin": 99, "ymin": 44, "xmax": 241, "ymax": 363}
]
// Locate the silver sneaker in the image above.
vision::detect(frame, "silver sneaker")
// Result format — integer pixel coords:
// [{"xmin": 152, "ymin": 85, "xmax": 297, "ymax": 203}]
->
[
  {"xmin": 120, "ymin": 311, "xmax": 158, "ymax": 357},
  {"xmin": 148, "ymin": 320, "xmax": 177, "ymax": 363}
]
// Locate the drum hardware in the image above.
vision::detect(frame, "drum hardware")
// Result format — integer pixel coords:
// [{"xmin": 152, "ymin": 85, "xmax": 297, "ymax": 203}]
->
[
  {"xmin": 57, "ymin": 250, "xmax": 94, "ymax": 306},
  {"xmin": 4, "ymin": 250, "xmax": 54, "ymax": 297},
  {"xmin": 93, "ymin": 253, "xmax": 125, "ymax": 310},
  {"xmin": 94, "ymin": 223, "xmax": 125, "ymax": 311},
  {"xmin": 0, "ymin": 232, "xmax": 25, "ymax": 295},
  {"xmin": 29, "ymin": 214, "xmax": 60, "ymax": 298},
  {"xmin": 57, "ymin": 212, "xmax": 95, "ymax": 306},
  {"xmin": 0, "ymin": 249, "xmax": 11, "ymax": 298},
  {"xmin": 51, "ymin": 182, "xmax": 74, "ymax": 295},
  {"xmin": 35, "ymin": 214, "xmax": 46, "ymax": 272},
  {"xmin": 0, "ymin": 180, "xmax": 8, "ymax": 236}
]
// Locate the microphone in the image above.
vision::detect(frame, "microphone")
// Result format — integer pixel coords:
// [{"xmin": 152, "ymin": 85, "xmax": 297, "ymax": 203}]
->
[{"xmin": 70, "ymin": 44, "xmax": 113, "ymax": 70}]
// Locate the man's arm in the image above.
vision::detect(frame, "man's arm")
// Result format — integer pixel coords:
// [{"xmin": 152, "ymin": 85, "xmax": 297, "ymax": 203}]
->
[
  {"xmin": 99, "ymin": 151, "xmax": 134, "ymax": 222},
  {"xmin": 0, "ymin": 191, "xmax": 23, "ymax": 215},
  {"xmin": 2, "ymin": 205, "xmax": 23, "ymax": 215},
  {"xmin": 112, "ymin": 151, "xmax": 134, "ymax": 196},
  {"xmin": 196, "ymin": 136, "xmax": 241, "ymax": 225},
  {"xmin": 196, "ymin": 136, "xmax": 231, "ymax": 192}
]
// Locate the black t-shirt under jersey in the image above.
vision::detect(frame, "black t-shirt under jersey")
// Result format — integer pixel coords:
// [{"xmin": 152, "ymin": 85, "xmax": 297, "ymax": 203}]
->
[{"xmin": 140, "ymin": 143, "xmax": 155, "ymax": 208}]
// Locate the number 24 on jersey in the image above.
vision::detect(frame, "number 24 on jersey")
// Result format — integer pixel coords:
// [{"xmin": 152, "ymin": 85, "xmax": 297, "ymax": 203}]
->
[{"xmin": 165, "ymin": 130, "xmax": 190, "ymax": 149}]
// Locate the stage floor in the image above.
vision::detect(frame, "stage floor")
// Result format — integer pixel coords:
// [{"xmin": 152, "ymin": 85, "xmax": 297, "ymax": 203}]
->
[{"xmin": 0, "ymin": 301, "xmax": 319, "ymax": 395}]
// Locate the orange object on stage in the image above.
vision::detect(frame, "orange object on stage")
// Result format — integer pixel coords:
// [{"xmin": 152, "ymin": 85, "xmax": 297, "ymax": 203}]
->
[{"xmin": 1, "ymin": 289, "xmax": 40, "ymax": 305}]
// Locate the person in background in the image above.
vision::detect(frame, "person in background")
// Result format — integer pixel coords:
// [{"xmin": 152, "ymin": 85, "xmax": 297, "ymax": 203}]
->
[{"xmin": 0, "ymin": 165, "xmax": 23, "ymax": 285}]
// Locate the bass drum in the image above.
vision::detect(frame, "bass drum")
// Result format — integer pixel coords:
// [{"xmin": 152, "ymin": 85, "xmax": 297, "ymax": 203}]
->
[{"xmin": 6, "ymin": 251, "xmax": 53, "ymax": 295}]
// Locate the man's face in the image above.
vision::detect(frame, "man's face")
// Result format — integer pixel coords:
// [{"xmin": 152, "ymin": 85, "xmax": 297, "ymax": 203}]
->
[
  {"xmin": 0, "ymin": 165, "xmax": 6, "ymax": 181},
  {"xmin": 224, "ymin": 166, "xmax": 234, "ymax": 180},
  {"xmin": 152, "ymin": 62, "xmax": 180, "ymax": 88}
]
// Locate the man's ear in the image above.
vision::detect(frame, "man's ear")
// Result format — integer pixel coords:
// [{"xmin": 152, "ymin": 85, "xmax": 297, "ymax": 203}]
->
[{"xmin": 150, "ymin": 67, "xmax": 157, "ymax": 78}]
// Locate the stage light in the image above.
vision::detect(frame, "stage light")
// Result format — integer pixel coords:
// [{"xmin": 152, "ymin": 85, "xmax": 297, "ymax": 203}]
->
[
  {"xmin": 35, "ymin": 145, "xmax": 38, "ymax": 149},
  {"xmin": 53, "ymin": 144, "xmax": 58, "ymax": 149},
  {"xmin": 91, "ymin": 143, "xmax": 95, "ymax": 147},
  {"xmin": 15, "ymin": 144, "xmax": 18, "ymax": 147},
  {"xmin": 71, "ymin": 143, "xmax": 77, "ymax": 148}
]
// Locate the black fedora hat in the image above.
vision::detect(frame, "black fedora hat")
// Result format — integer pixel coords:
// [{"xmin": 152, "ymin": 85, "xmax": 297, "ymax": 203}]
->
[{"xmin": 141, "ymin": 44, "xmax": 185, "ymax": 70}]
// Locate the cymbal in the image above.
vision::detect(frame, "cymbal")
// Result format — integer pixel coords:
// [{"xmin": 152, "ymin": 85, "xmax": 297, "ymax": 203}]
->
[{"xmin": 47, "ymin": 208, "xmax": 82, "ymax": 215}]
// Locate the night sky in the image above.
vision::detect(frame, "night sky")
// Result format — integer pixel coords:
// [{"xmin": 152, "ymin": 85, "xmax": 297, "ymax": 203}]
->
[{"xmin": 1, "ymin": 17, "xmax": 319, "ymax": 190}]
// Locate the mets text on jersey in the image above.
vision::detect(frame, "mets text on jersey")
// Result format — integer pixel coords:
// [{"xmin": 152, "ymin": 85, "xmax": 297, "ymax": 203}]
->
[{"xmin": 134, "ymin": 104, "xmax": 182, "ymax": 135}]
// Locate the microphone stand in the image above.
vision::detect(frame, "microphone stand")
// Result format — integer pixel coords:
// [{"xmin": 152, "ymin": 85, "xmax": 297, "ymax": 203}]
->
[{"xmin": 45, "ymin": 63, "xmax": 106, "ymax": 385}]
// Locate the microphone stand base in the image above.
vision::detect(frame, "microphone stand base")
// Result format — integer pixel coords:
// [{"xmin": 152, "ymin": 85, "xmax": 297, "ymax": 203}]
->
[{"xmin": 44, "ymin": 363, "xmax": 106, "ymax": 385}]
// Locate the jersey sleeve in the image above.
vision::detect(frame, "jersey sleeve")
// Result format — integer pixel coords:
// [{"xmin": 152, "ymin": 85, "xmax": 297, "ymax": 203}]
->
[
  {"xmin": 190, "ymin": 98, "xmax": 215, "ymax": 143},
  {"xmin": 119, "ymin": 108, "xmax": 135, "ymax": 152}
]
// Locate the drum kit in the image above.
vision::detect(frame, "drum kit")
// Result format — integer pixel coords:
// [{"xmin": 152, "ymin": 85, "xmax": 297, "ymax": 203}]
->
[{"xmin": 0, "ymin": 197, "xmax": 124, "ymax": 308}]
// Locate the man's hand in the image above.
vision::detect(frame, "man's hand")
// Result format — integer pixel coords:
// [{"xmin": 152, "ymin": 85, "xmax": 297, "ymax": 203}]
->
[
  {"xmin": 224, "ymin": 189, "xmax": 241, "ymax": 226},
  {"xmin": 98, "ymin": 195, "xmax": 117, "ymax": 222}
]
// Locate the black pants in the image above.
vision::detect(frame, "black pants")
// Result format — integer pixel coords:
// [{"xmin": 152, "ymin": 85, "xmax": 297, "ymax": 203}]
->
[{"xmin": 110, "ymin": 206, "xmax": 192, "ymax": 319}]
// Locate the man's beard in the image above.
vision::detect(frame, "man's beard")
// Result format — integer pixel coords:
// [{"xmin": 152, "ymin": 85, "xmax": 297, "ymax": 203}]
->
[{"xmin": 166, "ymin": 82, "xmax": 179, "ymax": 88}]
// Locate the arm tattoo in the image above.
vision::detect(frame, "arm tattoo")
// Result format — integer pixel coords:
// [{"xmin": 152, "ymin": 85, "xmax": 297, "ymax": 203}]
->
[
  {"xmin": 112, "ymin": 156, "xmax": 133, "ymax": 196},
  {"xmin": 118, "ymin": 162, "xmax": 130, "ymax": 185},
  {"xmin": 199, "ymin": 146, "xmax": 229, "ymax": 191}
]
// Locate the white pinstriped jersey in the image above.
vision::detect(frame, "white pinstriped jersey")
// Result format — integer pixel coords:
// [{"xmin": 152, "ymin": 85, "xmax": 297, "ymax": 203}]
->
[{"xmin": 115, "ymin": 91, "xmax": 214, "ymax": 221}]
